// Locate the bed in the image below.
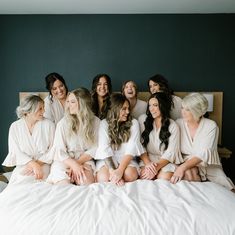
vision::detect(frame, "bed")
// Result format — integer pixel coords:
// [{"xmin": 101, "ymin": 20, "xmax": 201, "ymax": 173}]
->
[
  {"xmin": 0, "ymin": 91, "xmax": 234, "ymax": 235},
  {"xmin": 0, "ymin": 180, "xmax": 235, "ymax": 235}
]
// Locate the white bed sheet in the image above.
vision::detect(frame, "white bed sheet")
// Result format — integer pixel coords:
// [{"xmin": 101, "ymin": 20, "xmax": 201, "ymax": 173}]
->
[{"xmin": 0, "ymin": 180, "xmax": 235, "ymax": 235}]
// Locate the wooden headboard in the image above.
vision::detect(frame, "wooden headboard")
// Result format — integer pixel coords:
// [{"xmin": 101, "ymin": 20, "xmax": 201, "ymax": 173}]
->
[{"xmin": 19, "ymin": 91, "xmax": 223, "ymax": 144}]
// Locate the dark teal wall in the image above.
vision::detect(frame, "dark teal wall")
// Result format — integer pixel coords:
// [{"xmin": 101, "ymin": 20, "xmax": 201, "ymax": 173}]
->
[{"xmin": 0, "ymin": 14, "xmax": 234, "ymax": 181}]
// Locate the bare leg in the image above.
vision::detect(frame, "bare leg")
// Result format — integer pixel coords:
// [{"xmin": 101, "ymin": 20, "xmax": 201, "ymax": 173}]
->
[
  {"xmin": 183, "ymin": 167, "xmax": 201, "ymax": 182},
  {"xmin": 96, "ymin": 166, "xmax": 109, "ymax": 183},
  {"xmin": 123, "ymin": 166, "xmax": 138, "ymax": 182},
  {"xmin": 191, "ymin": 167, "xmax": 201, "ymax": 182},
  {"xmin": 79, "ymin": 164, "xmax": 95, "ymax": 185},
  {"xmin": 157, "ymin": 170, "xmax": 173, "ymax": 181}
]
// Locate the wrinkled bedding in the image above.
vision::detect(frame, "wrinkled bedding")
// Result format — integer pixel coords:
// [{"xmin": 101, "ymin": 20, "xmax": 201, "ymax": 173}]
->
[{"xmin": 0, "ymin": 180, "xmax": 235, "ymax": 235}]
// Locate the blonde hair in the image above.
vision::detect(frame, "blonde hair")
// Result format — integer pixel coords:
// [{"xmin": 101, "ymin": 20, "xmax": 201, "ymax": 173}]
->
[
  {"xmin": 182, "ymin": 93, "xmax": 208, "ymax": 121},
  {"xmin": 107, "ymin": 93, "xmax": 132, "ymax": 150},
  {"xmin": 16, "ymin": 94, "xmax": 44, "ymax": 118},
  {"xmin": 65, "ymin": 88, "xmax": 95, "ymax": 145}
]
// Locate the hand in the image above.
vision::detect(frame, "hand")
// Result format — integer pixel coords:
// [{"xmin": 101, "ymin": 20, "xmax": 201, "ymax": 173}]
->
[
  {"xmin": 70, "ymin": 163, "xmax": 87, "ymax": 185},
  {"xmin": 145, "ymin": 162, "xmax": 158, "ymax": 175},
  {"xmin": 170, "ymin": 165, "xmax": 186, "ymax": 184},
  {"xmin": 140, "ymin": 162, "xmax": 158, "ymax": 180},
  {"xmin": 109, "ymin": 168, "xmax": 123, "ymax": 184},
  {"xmin": 116, "ymin": 178, "xmax": 125, "ymax": 186},
  {"xmin": 24, "ymin": 161, "xmax": 43, "ymax": 180}
]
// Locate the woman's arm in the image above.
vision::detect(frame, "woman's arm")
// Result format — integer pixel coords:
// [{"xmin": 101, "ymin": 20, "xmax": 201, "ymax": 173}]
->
[
  {"xmin": 76, "ymin": 153, "xmax": 92, "ymax": 165},
  {"xmin": 170, "ymin": 157, "xmax": 202, "ymax": 184},
  {"xmin": 64, "ymin": 158, "xmax": 87, "ymax": 183}
]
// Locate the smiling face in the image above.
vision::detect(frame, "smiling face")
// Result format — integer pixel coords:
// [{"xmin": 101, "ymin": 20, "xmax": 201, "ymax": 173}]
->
[
  {"xmin": 123, "ymin": 81, "xmax": 137, "ymax": 99},
  {"xmin": 96, "ymin": 76, "xmax": 109, "ymax": 97},
  {"xmin": 148, "ymin": 97, "xmax": 161, "ymax": 119},
  {"xmin": 51, "ymin": 79, "xmax": 67, "ymax": 100},
  {"xmin": 27, "ymin": 102, "xmax": 45, "ymax": 121},
  {"xmin": 118, "ymin": 100, "xmax": 130, "ymax": 122},
  {"xmin": 149, "ymin": 80, "xmax": 161, "ymax": 94},
  {"xmin": 67, "ymin": 93, "xmax": 79, "ymax": 115},
  {"xmin": 181, "ymin": 106, "xmax": 195, "ymax": 122}
]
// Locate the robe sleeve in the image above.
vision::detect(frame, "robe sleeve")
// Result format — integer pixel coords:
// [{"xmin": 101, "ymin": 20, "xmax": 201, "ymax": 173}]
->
[
  {"xmin": 53, "ymin": 120, "xmax": 70, "ymax": 162},
  {"xmin": 2, "ymin": 123, "xmax": 32, "ymax": 166},
  {"xmin": 192, "ymin": 123, "xmax": 220, "ymax": 166},
  {"xmin": 95, "ymin": 120, "xmax": 114, "ymax": 160},
  {"xmin": 123, "ymin": 119, "xmax": 145, "ymax": 157},
  {"xmin": 36, "ymin": 121, "xmax": 55, "ymax": 164}
]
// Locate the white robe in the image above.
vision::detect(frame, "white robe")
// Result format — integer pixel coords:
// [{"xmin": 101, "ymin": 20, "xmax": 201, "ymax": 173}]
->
[
  {"xmin": 170, "ymin": 95, "xmax": 182, "ymax": 120},
  {"xmin": 95, "ymin": 119, "xmax": 144, "ymax": 171},
  {"xmin": 139, "ymin": 117, "xmax": 183, "ymax": 172},
  {"xmin": 131, "ymin": 99, "xmax": 147, "ymax": 119},
  {"xmin": 44, "ymin": 95, "xmax": 65, "ymax": 124},
  {"xmin": 47, "ymin": 116, "xmax": 100, "ymax": 183},
  {"xmin": 176, "ymin": 118, "xmax": 234, "ymax": 190},
  {"xmin": 2, "ymin": 118, "xmax": 55, "ymax": 184}
]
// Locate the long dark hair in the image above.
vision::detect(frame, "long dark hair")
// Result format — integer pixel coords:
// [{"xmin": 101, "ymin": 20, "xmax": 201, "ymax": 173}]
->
[
  {"xmin": 45, "ymin": 72, "xmax": 68, "ymax": 101},
  {"xmin": 141, "ymin": 92, "xmax": 171, "ymax": 151},
  {"xmin": 91, "ymin": 74, "xmax": 112, "ymax": 120},
  {"xmin": 148, "ymin": 74, "xmax": 174, "ymax": 108}
]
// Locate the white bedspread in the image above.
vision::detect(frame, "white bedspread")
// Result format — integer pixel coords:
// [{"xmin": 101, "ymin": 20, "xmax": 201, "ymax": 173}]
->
[{"xmin": 0, "ymin": 180, "xmax": 235, "ymax": 235}]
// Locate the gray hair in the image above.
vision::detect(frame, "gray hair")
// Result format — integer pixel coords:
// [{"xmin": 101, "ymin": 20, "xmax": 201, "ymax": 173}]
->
[
  {"xmin": 182, "ymin": 93, "xmax": 208, "ymax": 121},
  {"xmin": 16, "ymin": 94, "xmax": 44, "ymax": 118}
]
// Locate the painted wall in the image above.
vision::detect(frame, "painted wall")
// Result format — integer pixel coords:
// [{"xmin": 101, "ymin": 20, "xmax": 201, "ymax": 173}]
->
[{"xmin": 0, "ymin": 14, "xmax": 234, "ymax": 181}]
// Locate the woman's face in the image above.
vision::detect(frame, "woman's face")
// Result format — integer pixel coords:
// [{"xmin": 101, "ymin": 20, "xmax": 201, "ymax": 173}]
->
[
  {"xmin": 96, "ymin": 76, "xmax": 109, "ymax": 97},
  {"xmin": 123, "ymin": 81, "xmax": 136, "ymax": 99},
  {"xmin": 148, "ymin": 97, "xmax": 161, "ymax": 119},
  {"xmin": 118, "ymin": 101, "xmax": 130, "ymax": 122},
  {"xmin": 28, "ymin": 102, "xmax": 45, "ymax": 121},
  {"xmin": 149, "ymin": 80, "xmax": 161, "ymax": 94},
  {"xmin": 181, "ymin": 106, "xmax": 194, "ymax": 122},
  {"xmin": 67, "ymin": 93, "xmax": 79, "ymax": 115},
  {"xmin": 51, "ymin": 79, "xmax": 67, "ymax": 100}
]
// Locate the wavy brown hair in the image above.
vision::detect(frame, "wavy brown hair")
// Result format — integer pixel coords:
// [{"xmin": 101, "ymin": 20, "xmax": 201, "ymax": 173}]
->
[{"xmin": 107, "ymin": 93, "xmax": 132, "ymax": 150}]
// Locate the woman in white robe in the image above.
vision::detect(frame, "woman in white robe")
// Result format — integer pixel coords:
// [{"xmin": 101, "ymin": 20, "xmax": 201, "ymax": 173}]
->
[
  {"xmin": 44, "ymin": 72, "xmax": 68, "ymax": 124},
  {"xmin": 47, "ymin": 88, "xmax": 99, "ymax": 185},
  {"xmin": 96, "ymin": 93, "xmax": 144, "ymax": 186},
  {"xmin": 171, "ymin": 93, "xmax": 235, "ymax": 191},
  {"xmin": 2, "ymin": 95, "xmax": 55, "ymax": 184},
  {"xmin": 139, "ymin": 92, "xmax": 183, "ymax": 180},
  {"xmin": 148, "ymin": 74, "xmax": 182, "ymax": 120},
  {"xmin": 122, "ymin": 80, "xmax": 147, "ymax": 119}
]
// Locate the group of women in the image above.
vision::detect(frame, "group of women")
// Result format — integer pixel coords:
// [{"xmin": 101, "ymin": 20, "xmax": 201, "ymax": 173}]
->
[{"xmin": 2, "ymin": 73, "xmax": 235, "ymax": 191}]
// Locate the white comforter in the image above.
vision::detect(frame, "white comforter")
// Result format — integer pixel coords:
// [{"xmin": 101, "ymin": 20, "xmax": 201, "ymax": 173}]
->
[{"xmin": 0, "ymin": 180, "xmax": 235, "ymax": 235}]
